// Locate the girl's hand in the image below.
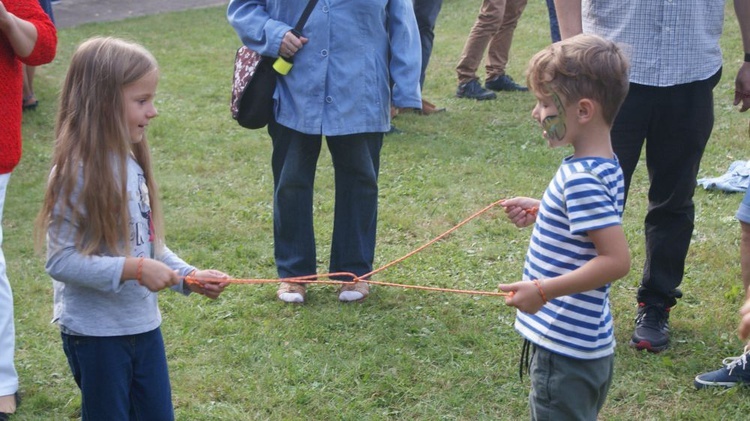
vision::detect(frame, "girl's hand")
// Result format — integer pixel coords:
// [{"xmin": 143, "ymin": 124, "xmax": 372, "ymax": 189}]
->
[
  {"xmin": 138, "ymin": 258, "xmax": 180, "ymax": 292},
  {"xmin": 498, "ymin": 281, "xmax": 546, "ymax": 314},
  {"xmin": 186, "ymin": 269, "xmax": 230, "ymax": 299}
]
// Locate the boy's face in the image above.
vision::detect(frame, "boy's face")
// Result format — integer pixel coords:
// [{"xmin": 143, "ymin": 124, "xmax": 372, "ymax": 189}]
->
[{"xmin": 531, "ymin": 91, "xmax": 569, "ymax": 148}]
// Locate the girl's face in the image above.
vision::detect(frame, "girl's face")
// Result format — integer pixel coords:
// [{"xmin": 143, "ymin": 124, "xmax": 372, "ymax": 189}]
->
[
  {"xmin": 123, "ymin": 70, "xmax": 159, "ymax": 143},
  {"xmin": 531, "ymin": 91, "xmax": 569, "ymax": 148}
]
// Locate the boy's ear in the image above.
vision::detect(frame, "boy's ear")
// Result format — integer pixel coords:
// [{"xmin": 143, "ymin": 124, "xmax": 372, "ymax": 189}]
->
[{"xmin": 576, "ymin": 99, "xmax": 595, "ymax": 123}]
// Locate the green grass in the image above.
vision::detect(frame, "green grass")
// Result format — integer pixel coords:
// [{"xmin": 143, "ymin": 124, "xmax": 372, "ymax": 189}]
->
[{"xmin": 7, "ymin": 1, "xmax": 750, "ymax": 419}]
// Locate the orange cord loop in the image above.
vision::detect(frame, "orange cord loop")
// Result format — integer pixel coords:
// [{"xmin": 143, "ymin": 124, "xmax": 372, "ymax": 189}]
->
[{"xmin": 184, "ymin": 199, "xmax": 536, "ymax": 298}]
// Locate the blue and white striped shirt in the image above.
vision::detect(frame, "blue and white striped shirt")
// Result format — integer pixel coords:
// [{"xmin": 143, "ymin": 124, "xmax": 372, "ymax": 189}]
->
[
  {"xmin": 582, "ymin": 0, "xmax": 725, "ymax": 87},
  {"xmin": 515, "ymin": 156, "xmax": 625, "ymax": 360}
]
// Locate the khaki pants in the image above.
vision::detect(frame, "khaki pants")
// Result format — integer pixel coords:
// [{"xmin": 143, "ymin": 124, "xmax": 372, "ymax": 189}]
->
[{"xmin": 456, "ymin": 0, "xmax": 528, "ymax": 85}]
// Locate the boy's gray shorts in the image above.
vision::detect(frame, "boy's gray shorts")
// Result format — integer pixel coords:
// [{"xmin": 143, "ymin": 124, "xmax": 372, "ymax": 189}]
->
[{"xmin": 529, "ymin": 345, "xmax": 614, "ymax": 421}]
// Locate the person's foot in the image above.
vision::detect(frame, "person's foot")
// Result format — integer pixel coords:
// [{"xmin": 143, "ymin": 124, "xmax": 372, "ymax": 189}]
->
[
  {"xmin": 22, "ymin": 95, "xmax": 38, "ymax": 111},
  {"xmin": 456, "ymin": 79, "xmax": 496, "ymax": 100},
  {"xmin": 386, "ymin": 124, "xmax": 402, "ymax": 135},
  {"xmin": 398, "ymin": 99, "xmax": 446, "ymax": 116},
  {"xmin": 339, "ymin": 281, "xmax": 369, "ymax": 302},
  {"xmin": 277, "ymin": 282, "xmax": 306, "ymax": 303},
  {"xmin": 0, "ymin": 393, "xmax": 19, "ymax": 419},
  {"xmin": 695, "ymin": 347, "xmax": 750, "ymax": 389},
  {"xmin": 629, "ymin": 302, "xmax": 670, "ymax": 352},
  {"xmin": 485, "ymin": 74, "xmax": 528, "ymax": 92},
  {"xmin": 419, "ymin": 99, "xmax": 445, "ymax": 115}
]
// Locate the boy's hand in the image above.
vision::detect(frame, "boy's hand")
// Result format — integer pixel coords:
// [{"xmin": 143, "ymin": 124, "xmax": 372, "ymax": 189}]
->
[
  {"xmin": 498, "ymin": 281, "xmax": 546, "ymax": 314},
  {"xmin": 501, "ymin": 197, "xmax": 540, "ymax": 228},
  {"xmin": 186, "ymin": 269, "xmax": 230, "ymax": 299}
]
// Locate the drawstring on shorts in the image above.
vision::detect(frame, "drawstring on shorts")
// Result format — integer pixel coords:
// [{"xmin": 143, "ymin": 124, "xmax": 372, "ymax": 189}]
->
[{"xmin": 519, "ymin": 338, "xmax": 535, "ymax": 380}]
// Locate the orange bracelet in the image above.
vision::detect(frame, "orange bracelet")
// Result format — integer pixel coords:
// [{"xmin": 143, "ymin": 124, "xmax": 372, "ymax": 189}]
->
[
  {"xmin": 532, "ymin": 279, "xmax": 548, "ymax": 304},
  {"xmin": 136, "ymin": 257, "xmax": 145, "ymax": 285}
]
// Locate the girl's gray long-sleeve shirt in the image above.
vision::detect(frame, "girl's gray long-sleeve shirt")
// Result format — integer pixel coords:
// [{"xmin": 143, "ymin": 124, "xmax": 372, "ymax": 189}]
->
[{"xmin": 47, "ymin": 157, "xmax": 195, "ymax": 337}]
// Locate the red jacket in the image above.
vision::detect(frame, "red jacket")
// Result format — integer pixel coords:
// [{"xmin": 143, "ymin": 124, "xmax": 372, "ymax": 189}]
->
[{"xmin": 0, "ymin": 0, "xmax": 57, "ymax": 174}]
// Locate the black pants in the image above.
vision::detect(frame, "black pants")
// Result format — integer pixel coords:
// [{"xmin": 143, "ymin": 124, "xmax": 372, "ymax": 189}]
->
[{"xmin": 612, "ymin": 69, "xmax": 721, "ymax": 307}]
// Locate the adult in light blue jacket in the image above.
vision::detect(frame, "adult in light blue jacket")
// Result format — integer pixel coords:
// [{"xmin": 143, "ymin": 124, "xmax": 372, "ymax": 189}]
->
[{"xmin": 227, "ymin": 0, "xmax": 422, "ymax": 303}]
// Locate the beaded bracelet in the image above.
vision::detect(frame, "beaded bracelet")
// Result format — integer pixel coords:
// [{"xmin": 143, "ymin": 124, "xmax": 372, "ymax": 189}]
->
[
  {"xmin": 532, "ymin": 279, "xmax": 548, "ymax": 304},
  {"xmin": 136, "ymin": 257, "xmax": 145, "ymax": 285}
]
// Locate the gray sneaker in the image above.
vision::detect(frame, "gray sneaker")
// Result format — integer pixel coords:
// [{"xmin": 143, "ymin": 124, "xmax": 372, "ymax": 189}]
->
[{"xmin": 629, "ymin": 302, "xmax": 670, "ymax": 353}]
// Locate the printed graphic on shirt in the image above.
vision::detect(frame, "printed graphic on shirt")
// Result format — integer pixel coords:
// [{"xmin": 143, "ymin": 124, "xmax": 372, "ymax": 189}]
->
[{"xmin": 131, "ymin": 172, "xmax": 154, "ymax": 258}]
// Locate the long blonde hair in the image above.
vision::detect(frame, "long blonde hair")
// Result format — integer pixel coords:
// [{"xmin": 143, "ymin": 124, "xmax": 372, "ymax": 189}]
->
[{"xmin": 35, "ymin": 37, "xmax": 165, "ymax": 256}]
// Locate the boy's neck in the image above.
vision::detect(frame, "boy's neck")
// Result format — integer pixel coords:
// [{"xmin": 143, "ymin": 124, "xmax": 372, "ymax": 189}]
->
[{"xmin": 571, "ymin": 124, "xmax": 614, "ymax": 159}]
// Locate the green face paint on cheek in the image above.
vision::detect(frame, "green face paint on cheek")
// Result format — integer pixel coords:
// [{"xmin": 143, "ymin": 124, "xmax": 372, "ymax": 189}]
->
[{"xmin": 542, "ymin": 92, "xmax": 566, "ymax": 142}]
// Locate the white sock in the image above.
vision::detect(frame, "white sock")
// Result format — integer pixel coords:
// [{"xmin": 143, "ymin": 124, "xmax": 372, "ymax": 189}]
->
[
  {"xmin": 339, "ymin": 291, "xmax": 364, "ymax": 302},
  {"xmin": 279, "ymin": 292, "xmax": 304, "ymax": 303}
]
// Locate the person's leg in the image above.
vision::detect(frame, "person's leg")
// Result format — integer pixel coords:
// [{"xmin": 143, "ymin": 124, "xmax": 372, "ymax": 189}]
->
[
  {"xmin": 38, "ymin": 0, "xmax": 56, "ymax": 23},
  {"xmin": 130, "ymin": 328, "xmax": 174, "ymax": 421},
  {"xmin": 743, "ymin": 223, "xmax": 750, "ymax": 295},
  {"xmin": 528, "ymin": 346, "xmax": 614, "ymax": 420},
  {"xmin": 0, "ymin": 174, "xmax": 18, "ymax": 415},
  {"xmin": 545, "ymin": 0, "xmax": 561, "ymax": 42},
  {"xmin": 627, "ymin": 71, "xmax": 720, "ymax": 352},
  {"xmin": 22, "ymin": 0, "xmax": 54, "ymax": 112},
  {"xmin": 610, "ymin": 83, "xmax": 652, "ymax": 204},
  {"xmin": 609, "ymin": 83, "xmax": 667, "ymax": 352},
  {"xmin": 694, "ymin": 193, "xmax": 750, "ymax": 389},
  {"xmin": 326, "ymin": 133, "xmax": 383, "ymax": 282},
  {"xmin": 21, "ymin": 65, "xmax": 37, "ymax": 110},
  {"xmin": 268, "ymin": 121, "xmax": 323, "ymax": 280},
  {"xmin": 638, "ymin": 71, "xmax": 720, "ymax": 308},
  {"xmin": 455, "ymin": 0, "xmax": 506, "ymax": 85},
  {"xmin": 61, "ymin": 333, "xmax": 132, "ymax": 420},
  {"xmin": 413, "ymin": 0, "xmax": 444, "ymax": 88},
  {"xmin": 484, "ymin": 0, "xmax": 527, "ymax": 81}
]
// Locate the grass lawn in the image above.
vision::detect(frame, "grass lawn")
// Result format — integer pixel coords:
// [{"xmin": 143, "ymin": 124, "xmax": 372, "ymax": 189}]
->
[{"xmin": 7, "ymin": 0, "xmax": 750, "ymax": 419}]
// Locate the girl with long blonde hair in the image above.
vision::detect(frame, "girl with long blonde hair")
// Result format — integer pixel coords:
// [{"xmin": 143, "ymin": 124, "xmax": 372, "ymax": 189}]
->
[{"xmin": 35, "ymin": 37, "xmax": 229, "ymax": 420}]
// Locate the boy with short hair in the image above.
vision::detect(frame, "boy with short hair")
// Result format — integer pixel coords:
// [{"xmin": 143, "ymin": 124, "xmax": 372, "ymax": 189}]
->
[{"xmin": 498, "ymin": 34, "xmax": 631, "ymax": 419}]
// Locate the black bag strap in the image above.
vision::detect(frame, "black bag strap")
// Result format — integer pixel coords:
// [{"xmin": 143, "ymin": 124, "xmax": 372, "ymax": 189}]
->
[{"xmin": 293, "ymin": 0, "xmax": 319, "ymax": 34}]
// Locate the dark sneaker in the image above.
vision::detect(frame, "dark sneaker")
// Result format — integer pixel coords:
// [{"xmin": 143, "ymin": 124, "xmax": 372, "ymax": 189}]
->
[
  {"xmin": 695, "ymin": 348, "xmax": 750, "ymax": 389},
  {"xmin": 386, "ymin": 124, "xmax": 402, "ymax": 135},
  {"xmin": 456, "ymin": 79, "xmax": 497, "ymax": 100},
  {"xmin": 485, "ymin": 74, "xmax": 528, "ymax": 92},
  {"xmin": 629, "ymin": 302, "xmax": 670, "ymax": 352}
]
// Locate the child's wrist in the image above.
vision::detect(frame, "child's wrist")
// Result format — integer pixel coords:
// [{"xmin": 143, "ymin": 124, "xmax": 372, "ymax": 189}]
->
[
  {"xmin": 532, "ymin": 279, "xmax": 548, "ymax": 304},
  {"xmin": 136, "ymin": 257, "xmax": 145, "ymax": 285}
]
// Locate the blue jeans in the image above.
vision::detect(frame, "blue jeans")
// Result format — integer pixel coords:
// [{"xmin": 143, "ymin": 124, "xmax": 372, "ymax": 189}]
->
[
  {"xmin": 61, "ymin": 328, "xmax": 174, "ymax": 421},
  {"xmin": 413, "ymin": 0, "xmax": 444, "ymax": 88},
  {"xmin": 544, "ymin": 0, "xmax": 560, "ymax": 42},
  {"xmin": 738, "ymin": 188, "xmax": 750, "ymax": 224},
  {"xmin": 268, "ymin": 121, "xmax": 383, "ymax": 280},
  {"xmin": 612, "ymin": 69, "xmax": 721, "ymax": 307}
]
